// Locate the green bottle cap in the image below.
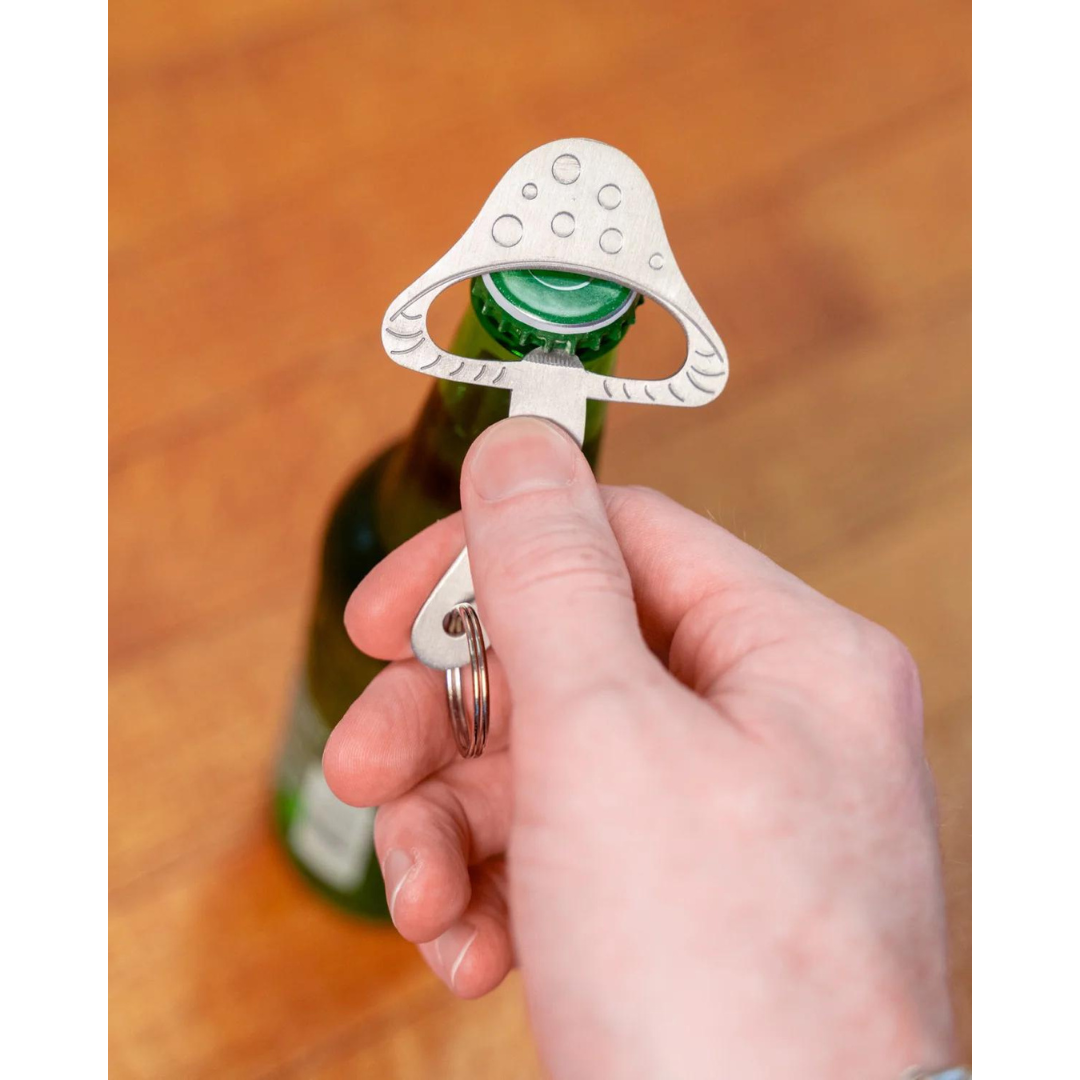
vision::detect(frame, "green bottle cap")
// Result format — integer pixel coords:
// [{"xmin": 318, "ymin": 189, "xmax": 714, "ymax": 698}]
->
[{"xmin": 471, "ymin": 269, "xmax": 641, "ymax": 361}]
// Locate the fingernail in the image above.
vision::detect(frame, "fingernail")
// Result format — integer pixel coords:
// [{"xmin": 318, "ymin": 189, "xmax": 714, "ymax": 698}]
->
[
  {"xmin": 382, "ymin": 849, "xmax": 414, "ymax": 923},
  {"xmin": 470, "ymin": 417, "xmax": 577, "ymax": 502},
  {"xmin": 435, "ymin": 922, "xmax": 478, "ymax": 990}
]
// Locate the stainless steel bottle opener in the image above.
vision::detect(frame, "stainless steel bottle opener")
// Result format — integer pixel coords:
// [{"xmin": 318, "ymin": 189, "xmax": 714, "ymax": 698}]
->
[{"xmin": 381, "ymin": 137, "xmax": 729, "ymax": 682}]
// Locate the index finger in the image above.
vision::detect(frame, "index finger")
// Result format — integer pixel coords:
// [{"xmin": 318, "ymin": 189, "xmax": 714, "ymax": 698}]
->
[{"xmin": 344, "ymin": 511, "xmax": 465, "ymax": 661}]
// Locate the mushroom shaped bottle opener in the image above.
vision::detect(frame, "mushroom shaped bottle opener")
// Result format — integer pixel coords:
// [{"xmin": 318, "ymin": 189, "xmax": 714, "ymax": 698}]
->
[{"xmin": 380, "ymin": 139, "xmax": 729, "ymax": 750}]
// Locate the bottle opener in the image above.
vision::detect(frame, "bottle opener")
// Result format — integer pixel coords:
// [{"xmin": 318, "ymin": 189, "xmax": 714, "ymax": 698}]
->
[{"xmin": 381, "ymin": 138, "xmax": 729, "ymax": 752}]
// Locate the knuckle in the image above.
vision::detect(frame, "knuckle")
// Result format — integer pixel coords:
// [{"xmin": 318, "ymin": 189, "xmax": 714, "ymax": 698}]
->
[
  {"xmin": 864, "ymin": 622, "xmax": 921, "ymax": 695},
  {"xmin": 601, "ymin": 483, "xmax": 671, "ymax": 527},
  {"xmin": 617, "ymin": 483, "xmax": 665, "ymax": 504},
  {"xmin": 850, "ymin": 619, "xmax": 924, "ymax": 741}
]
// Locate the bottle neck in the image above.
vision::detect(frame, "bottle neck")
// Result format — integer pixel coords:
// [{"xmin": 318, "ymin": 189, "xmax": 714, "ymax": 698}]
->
[{"xmin": 374, "ymin": 295, "xmax": 620, "ymax": 553}]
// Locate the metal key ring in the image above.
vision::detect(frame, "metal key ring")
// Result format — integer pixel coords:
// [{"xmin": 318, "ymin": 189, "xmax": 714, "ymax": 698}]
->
[{"xmin": 444, "ymin": 603, "xmax": 489, "ymax": 758}]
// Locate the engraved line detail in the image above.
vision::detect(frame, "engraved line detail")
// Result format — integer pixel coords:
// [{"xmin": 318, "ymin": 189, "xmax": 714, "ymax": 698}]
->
[
  {"xmin": 419, "ymin": 354, "xmax": 442, "ymax": 371},
  {"xmin": 686, "ymin": 371, "xmax": 718, "ymax": 395},
  {"xmin": 622, "ymin": 384, "xmax": 632, "ymax": 400},
  {"xmin": 472, "ymin": 364, "xmax": 488, "ymax": 382},
  {"xmin": 644, "ymin": 385, "xmax": 656, "ymax": 401},
  {"xmin": 603, "ymin": 379, "xmax": 614, "ymax": 399},
  {"xmin": 668, "ymin": 383, "xmax": 686, "ymax": 402},
  {"xmin": 492, "ymin": 367, "xmax": 507, "ymax": 385},
  {"xmin": 447, "ymin": 361, "xmax": 465, "ymax": 377},
  {"xmin": 690, "ymin": 364, "xmax": 723, "ymax": 377},
  {"xmin": 385, "ymin": 327, "xmax": 423, "ymax": 339},
  {"xmin": 390, "ymin": 338, "xmax": 425, "ymax": 355}
]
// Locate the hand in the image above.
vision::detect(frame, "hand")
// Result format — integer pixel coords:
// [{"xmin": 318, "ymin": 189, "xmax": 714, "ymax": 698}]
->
[{"xmin": 324, "ymin": 417, "xmax": 954, "ymax": 1079}]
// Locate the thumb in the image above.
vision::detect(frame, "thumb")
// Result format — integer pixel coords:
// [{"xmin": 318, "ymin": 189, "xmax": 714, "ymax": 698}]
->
[{"xmin": 460, "ymin": 416, "xmax": 651, "ymax": 711}]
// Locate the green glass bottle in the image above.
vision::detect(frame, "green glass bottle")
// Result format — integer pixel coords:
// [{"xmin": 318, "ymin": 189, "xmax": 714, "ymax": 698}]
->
[{"xmin": 272, "ymin": 269, "xmax": 641, "ymax": 918}]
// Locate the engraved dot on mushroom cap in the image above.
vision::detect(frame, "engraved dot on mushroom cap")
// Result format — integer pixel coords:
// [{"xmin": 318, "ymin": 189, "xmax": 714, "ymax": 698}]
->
[
  {"xmin": 599, "ymin": 227, "xmax": 624, "ymax": 254},
  {"xmin": 649, "ymin": 252, "xmax": 665, "ymax": 270},
  {"xmin": 522, "ymin": 182, "xmax": 538, "ymax": 200},
  {"xmin": 551, "ymin": 211, "xmax": 575, "ymax": 238},
  {"xmin": 552, "ymin": 154, "xmax": 581, "ymax": 184},
  {"xmin": 491, "ymin": 214, "xmax": 523, "ymax": 247},
  {"xmin": 597, "ymin": 184, "xmax": 622, "ymax": 210}
]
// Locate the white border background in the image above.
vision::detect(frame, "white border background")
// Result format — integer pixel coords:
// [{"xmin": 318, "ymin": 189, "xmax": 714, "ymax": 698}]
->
[
  {"xmin": 3, "ymin": 1, "xmax": 106, "ymax": 1075},
  {"xmin": 974, "ymin": 0, "xmax": 1079, "ymax": 1073}
]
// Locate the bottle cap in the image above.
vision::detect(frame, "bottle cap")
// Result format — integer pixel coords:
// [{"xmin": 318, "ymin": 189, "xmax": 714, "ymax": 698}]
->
[{"xmin": 471, "ymin": 269, "xmax": 641, "ymax": 361}]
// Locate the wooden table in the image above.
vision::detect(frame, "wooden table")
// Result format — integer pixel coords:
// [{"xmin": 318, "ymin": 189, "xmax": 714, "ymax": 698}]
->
[{"xmin": 110, "ymin": 1, "xmax": 971, "ymax": 1073}]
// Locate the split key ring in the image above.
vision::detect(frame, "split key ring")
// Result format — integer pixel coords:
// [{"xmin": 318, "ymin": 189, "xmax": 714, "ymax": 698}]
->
[{"xmin": 444, "ymin": 603, "xmax": 489, "ymax": 758}]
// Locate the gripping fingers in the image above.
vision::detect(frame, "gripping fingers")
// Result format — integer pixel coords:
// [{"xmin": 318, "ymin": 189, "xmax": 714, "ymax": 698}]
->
[
  {"xmin": 373, "ymin": 751, "xmax": 512, "ymax": 945},
  {"xmin": 323, "ymin": 655, "xmax": 511, "ymax": 807},
  {"xmin": 416, "ymin": 859, "xmax": 513, "ymax": 999}
]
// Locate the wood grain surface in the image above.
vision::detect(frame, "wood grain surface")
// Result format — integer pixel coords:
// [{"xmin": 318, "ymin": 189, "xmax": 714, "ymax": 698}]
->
[{"xmin": 109, "ymin": 0, "xmax": 971, "ymax": 1074}]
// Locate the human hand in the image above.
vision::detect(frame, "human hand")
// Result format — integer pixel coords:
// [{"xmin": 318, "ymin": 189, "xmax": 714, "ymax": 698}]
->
[{"xmin": 324, "ymin": 417, "xmax": 954, "ymax": 1079}]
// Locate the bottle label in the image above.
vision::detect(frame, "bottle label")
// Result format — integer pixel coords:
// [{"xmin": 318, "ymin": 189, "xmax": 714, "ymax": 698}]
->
[{"xmin": 279, "ymin": 678, "xmax": 376, "ymax": 891}]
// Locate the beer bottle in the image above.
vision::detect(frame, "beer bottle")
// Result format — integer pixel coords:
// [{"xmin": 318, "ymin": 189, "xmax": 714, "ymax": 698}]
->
[{"xmin": 273, "ymin": 269, "xmax": 641, "ymax": 918}]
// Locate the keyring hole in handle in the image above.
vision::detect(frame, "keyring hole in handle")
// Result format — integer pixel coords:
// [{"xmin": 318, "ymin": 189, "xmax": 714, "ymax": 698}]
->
[{"xmin": 442, "ymin": 608, "xmax": 467, "ymax": 637}]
